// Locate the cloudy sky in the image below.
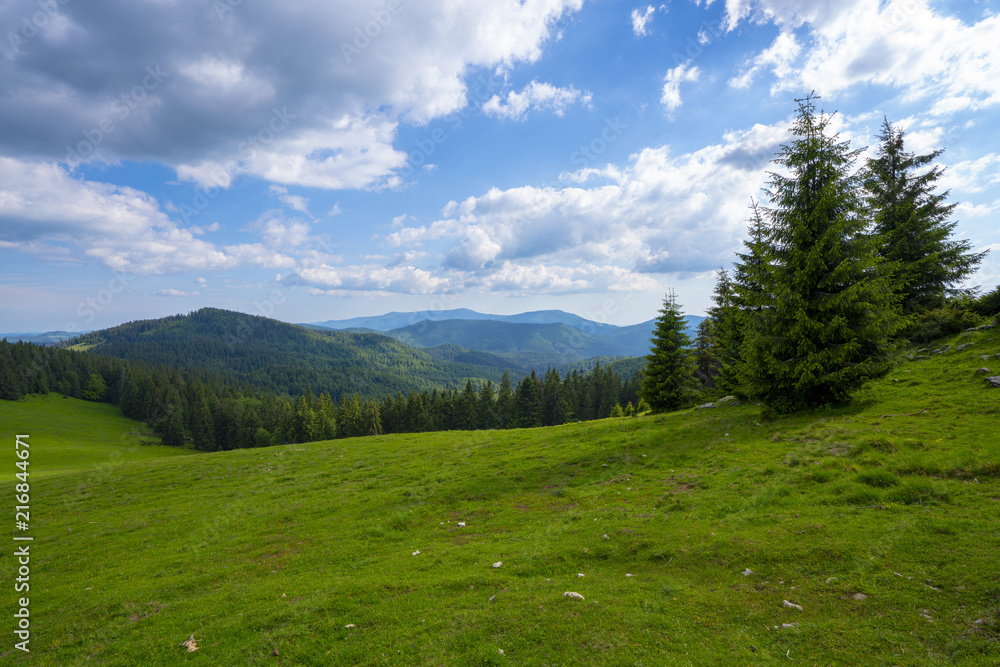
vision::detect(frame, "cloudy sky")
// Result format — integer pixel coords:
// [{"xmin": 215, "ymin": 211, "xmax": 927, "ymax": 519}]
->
[{"xmin": 1, "ymin": 0, "xmax": 998, "ymax": 332}]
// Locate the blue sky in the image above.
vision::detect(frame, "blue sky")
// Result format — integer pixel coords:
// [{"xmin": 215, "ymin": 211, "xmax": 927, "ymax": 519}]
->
[{"xmin": 1, "ymin": 0, "xmax": 998, "ymax": 333}]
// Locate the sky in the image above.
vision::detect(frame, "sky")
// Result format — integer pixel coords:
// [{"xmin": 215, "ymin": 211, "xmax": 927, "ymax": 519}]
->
[{"xmin": 1, "ymin": 0, "xmax": 999, "ymax": 333}]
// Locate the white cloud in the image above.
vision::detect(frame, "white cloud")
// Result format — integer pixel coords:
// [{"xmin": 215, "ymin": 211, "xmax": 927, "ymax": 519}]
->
[
  {"xmin": 631, "ymin": 5, "xmax": 656, "ymax": 37},
  {"xmin": 728, "ymin": 31, "xmax": 800, "ymax": 90},
  {"xmin": 154, "ymin": 288, "xmax": 199, "ymax": 297},
  {"xmin": 724, "ymin": 1, "xmax": 1000, "ymax": 115},
  {"xmin": 269, "ymin": 184, "xmax": 311, "ymax": 216},
  {"xmin": 384, "ymin": 120, "xmax": 790, "ymax": 294},
  {"xmin": 1, "ymin": 0, "xmax": 586, "ymax": 191},
  {"xmin": 0, "ymin": 157, "xmax": 296, "ymax": 274},
  {"xmin": 661, "ymin": 61, "xmax": 701, "ymax": 113},
  {"xmin": 293, "ymin": 264, "xmax": 456, "ymax": 294},
  {"xmin": 482, "ymin": 81, "xmax": 593, "ymax": 120}
]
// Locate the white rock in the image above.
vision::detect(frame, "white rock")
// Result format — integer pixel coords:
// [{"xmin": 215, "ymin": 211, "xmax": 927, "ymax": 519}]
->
[
  {"xmin": 563, "ymin": 591, "xmax": 585, "ymax": 600},
  {"xmin": 742, "ymin": 568, "xmax": 754, "ymax": 577},
  {"xmin": 782, "ymin": 600, "xmax": 803, "ymax": 611},
  {"xmin": 489, "ymin": 596, "xmax": 496, "ymax": 602},
  {"xmin": 625, "ymin": 573, "xmax": 635, "ymax": 577},
  {"xmin": 577, "ymin": 573, "xmax": 585, "ymax": 578},
  {"xmin": 492, "ymin": 561, "xmax": 503, "ymax": 569},
  {"xmin": 853, "ymin": 593, "xmax": 868, "ymax": 601},
  {"xmin": 412, "ymin": 550, "xmax": 420, "ymax": 556},
  {"xmin": 602, "ymin": 534, "xmax": 609, "ymax": 539},
  {"xmin": 498, "ymin": 649, "xmax": 504, "ymax": 655},
  {"xmin": 345, "ymin": 624, "xmax": 355, "ymax": 628},
  {"xmin": 457, "ymin": 522, "xmax": 466, "ymax": 527}
]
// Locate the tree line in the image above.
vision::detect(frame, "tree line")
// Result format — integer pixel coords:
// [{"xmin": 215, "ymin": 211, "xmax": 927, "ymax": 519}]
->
[
  {"xmin": 0, "ymin": 338, "xmax": 643, "ymax": 451},
  {"xmin": 640, "ymin": 94, "xmax": 997, "ymax": 415}
]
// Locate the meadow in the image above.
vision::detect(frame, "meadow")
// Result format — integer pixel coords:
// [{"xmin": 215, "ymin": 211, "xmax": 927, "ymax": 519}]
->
[{"xmin": 1, "ymin": 327, "xmax": 998, "ymax": 665}]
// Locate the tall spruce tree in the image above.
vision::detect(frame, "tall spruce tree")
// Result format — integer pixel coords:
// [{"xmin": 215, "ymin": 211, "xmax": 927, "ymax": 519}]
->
[
  {"xmin": 737, "ymin": 94, "xmax": 903, "ymax": 413},
  {"xmin": 864, "ymin": 118, "xmax": 987, "ymax": 312},
  {"xmin": 640, "ymin": 290, "xmax": 696, "ymax": 412}
]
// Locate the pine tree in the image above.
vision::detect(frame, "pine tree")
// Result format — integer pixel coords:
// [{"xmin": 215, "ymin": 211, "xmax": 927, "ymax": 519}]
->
[
  {"xmin": 640, "ymin": 290, "xmax": 696, "ymax": 412},
  {"xmin": 692, "ymin": 318, "xmax": 720, "ymax": 389},
  {"xmin": 865, "ymin": 118, "xmax": 988, "ymax": 312},
  {"xmin": 737, "ymin": 94, "xmax": 903, "ymax": 413}
]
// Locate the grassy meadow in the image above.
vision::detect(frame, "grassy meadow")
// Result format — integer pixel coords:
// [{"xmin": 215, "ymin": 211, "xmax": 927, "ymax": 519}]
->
[{"xmin": 1, "ymin": 327, "xmax": 999, "ymax": 665}]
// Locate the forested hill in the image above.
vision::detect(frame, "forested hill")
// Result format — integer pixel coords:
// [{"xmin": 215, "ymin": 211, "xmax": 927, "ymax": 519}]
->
[{"xmin": 64, "ymin": 308, "xmax": 514, "ymax": 398}]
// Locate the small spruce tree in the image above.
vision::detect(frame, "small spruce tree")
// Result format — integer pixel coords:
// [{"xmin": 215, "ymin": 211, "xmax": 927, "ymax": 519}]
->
[{"xmin": 641, "ymin": 290, "xmax": 697, "ymax": 412}]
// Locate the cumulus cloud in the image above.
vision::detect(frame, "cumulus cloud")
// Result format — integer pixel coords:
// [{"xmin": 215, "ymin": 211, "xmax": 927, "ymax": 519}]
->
[
  {"xmin": 0, "ymin": 0, "xmax": 585, "ymax": 190},
  {"xmin": 0, "ymin": 157, "xmax": 296, "ymax": 274},
  {"xmin": 631, "ymin": 5, "xmax": 656, "ymax": 37},
  {"xmin": 723, "ymin": 0, "xmax": 1000, "ymax": 115},
  {"xmin": 662, "ymin": 61, "xmax": 701, "ymax": 113},
  {"xmin": 379, "ymin": 120, "xmax": 789, "ymax": 294},
  {"xmin": 482, "ymin": 81, "xmax": 593, "ymax": 120},
  {"xmin": 291, "ymin": 264, "xmax": 456, "ymax": 295}
]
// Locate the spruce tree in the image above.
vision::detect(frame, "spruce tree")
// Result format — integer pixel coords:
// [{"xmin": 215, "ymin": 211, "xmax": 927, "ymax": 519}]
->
[
  {"xmin": 640, "ymin": 290, "xmax": 696, "ymax": 412},
  {"xmin": 864, "ymin": 118, "xmax": 987, "ymax": 312},
  {"xmin": 738, "ymin": 94, "xmax": 903, "ymax": 413}
]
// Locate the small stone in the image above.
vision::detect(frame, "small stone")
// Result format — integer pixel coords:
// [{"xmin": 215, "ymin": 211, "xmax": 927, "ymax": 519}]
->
[
  {"xmin": 697, "ymin": 402, "xmax": 716, "ymax": 409},
  {"xmin": 489, "ymin": 596, "xmax": 496, "ymax": 602},
  {"xmin": 563, "ymin": 591, "xmax": 585, "ymax": 601},
  {"xmin": 345, "ymin": 624, "xmax": 355, "ymax": 628},
  {"xmin": 782, "ymin": 600, "xmax": 803, "ymax": 611},
  {"xmin": 957, "ymin": 343, "xmax": 974, "ymax": 350},
  {"xmin": 853, "ymin": 593, "xmax": 868, "ymax": 601},
  {"xmin": 742, "ymin": 568, "xmax": 754, "ymax": 577},
  {"xmin": 976, "ymin": 368, "xmax": 992, "ymax": 374},
  {"xmin": 625, "ymin": 573, "xmax": 635, "ymax": 577},
  {"xmin": 457, "ymin": 522, "xmax": 466, "ymax": 527},
  {"xmin": 577, "ymin": 573, "xmax": 585, "ymax": 578},
  {"xmin": 781, "ymin": 623, "xmax": 797, "ymax": 629},
  {"xmin": 281, "ymin": 593, "xmax": 286, "ymax": 598},
  {"xmin": 498, "ymin": 649, "xmax": 504, "ymax": 655},
  {"xmin": 492, "ymin": 561, "xmax": 502, "ymax": 569},
  {"xmin": 272, "ymin": 649, "xmax": 279, "ymax": 656},
  {"xmin": 602, "ymin": 534, "xmax": 609, "ymax": 539},
  {"xmin": 986, "ymin": 376, "xmax": 1000, "ymax": 388},
  {"xmin": 412, "ymin": 550, "xmax": 420, "ymax": 556}
]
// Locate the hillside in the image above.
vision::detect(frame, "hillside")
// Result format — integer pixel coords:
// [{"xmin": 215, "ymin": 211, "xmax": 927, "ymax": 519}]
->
[
  {"xmin": 64, "ymin": 308, "xmax": 514, "ymax": 398},
  {"xmin": 4, "ymin": 326, "xmax": 999, "ymax": 664}
]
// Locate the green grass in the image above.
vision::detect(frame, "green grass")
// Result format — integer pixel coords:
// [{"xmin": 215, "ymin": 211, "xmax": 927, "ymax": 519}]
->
[
  {"xmin": 0, "ymin": 394, "xmax": 195, "ymax": 478},
  {"xmin": 2, "ymin": 329, "xmax": 1000, "ymax": 664}
]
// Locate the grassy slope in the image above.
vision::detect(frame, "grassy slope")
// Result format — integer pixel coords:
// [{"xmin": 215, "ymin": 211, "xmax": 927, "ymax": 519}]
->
[
  {"xmin": 2, "ymin": 330, "xmax": 999, "ymax": 665},
  {"xmin": 0, "ymin": 394, "xmax": 195, "ymax": 478}
]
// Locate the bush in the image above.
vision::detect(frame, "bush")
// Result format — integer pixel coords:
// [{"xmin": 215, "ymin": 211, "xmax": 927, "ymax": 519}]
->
[
  {"xmin": 972, "ymin": 284, "xmax": 1000, "ymax": 317},
  {"xmin": 905, "ymin": 304, "xmax": 984, "ymax": 343}
]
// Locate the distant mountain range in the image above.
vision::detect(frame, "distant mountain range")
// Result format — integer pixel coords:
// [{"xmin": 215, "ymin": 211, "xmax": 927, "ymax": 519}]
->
[
  {"xmin": 309, "ymin": 308, "xmax": 623, "ymax": 333},
  {"xmin": 306, "ymin": 308, "xmax": 705, "ymax": 366},
  {"xmin": 0, "ymin": 331, "xmax": 86, "ymax": 345}
]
